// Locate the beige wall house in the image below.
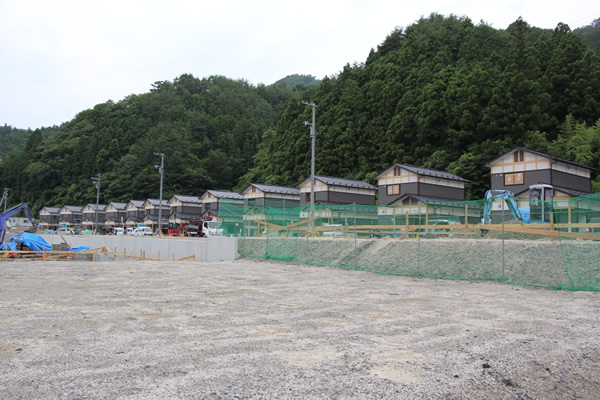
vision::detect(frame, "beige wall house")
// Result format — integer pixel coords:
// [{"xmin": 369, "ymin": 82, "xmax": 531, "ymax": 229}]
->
[
  {"xmin": 376, "ymin": 164, "xmax": 468, "ymax": 206},
  {"xmin": 241, "ymin": 184, "xmax": 300, "ymax": 208},
  {"xmin": 485, "ymin": 147, "xmax": 593, "ymax": 199},
  {"xmin": 297, "ymin": 176, "xmax": 377, "ymax": 206}
]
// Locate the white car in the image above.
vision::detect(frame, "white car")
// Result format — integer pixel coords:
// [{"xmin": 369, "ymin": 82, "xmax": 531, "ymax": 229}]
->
[{"xmin": 132, "ymin": 227, "xmax": 153, "ymax": 236}]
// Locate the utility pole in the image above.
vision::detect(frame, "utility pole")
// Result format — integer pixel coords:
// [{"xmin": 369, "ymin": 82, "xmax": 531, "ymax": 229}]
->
[
  {"xmin": 302, "ymin": 100, "xmax": 317, "ymax": 224},
  {"xmin": 154, "ymin": 152, "xmax": 165, "ymax": 235},
  {"xmin": 92, "ymin": 174, "xmax": 101, "ymax": 234}
]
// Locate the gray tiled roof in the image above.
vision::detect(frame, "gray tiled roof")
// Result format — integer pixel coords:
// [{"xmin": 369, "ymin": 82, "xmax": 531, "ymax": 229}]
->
[
  {"xmin": 394, "ymin": 194, "xmax": 468, "ymax": 204},
  {"xmin": 395, "ymin": 165, "xmax": 470, "ymax": 182},
  {"xmin": 171, "ymin": 194, "xmax": 202, "ymax": 204},
  {"xmin": 127, "ymin": 200, "xmax": 145, "ymax": 208},
  {"xmin": 251, "ymin": 184, "xmax": 300, "ymax": 196},
  {"xmin": 108, "ymin": 202, "xmax": 127, "ymax": 210},
  {"xmin": 206, "ymin": 190, "xmax": 244, "ymax": 200},
  {"xmin": 171, "ymin": 211, "xmax": 203, "ymax": 219},
  {"xmin": 60, "ymin": 205, "xmax": 83, "ymax": 213},
  {"xmin": 84, "ymin": 204, "xmax": 107, "ymax": 211},
  {"xmin": 144, "ymin": 199, "xmax": 169, "ymax": 207},
  {"xmin": 303, "ymin": 176, "xmax": 377, "ymax": 190}
]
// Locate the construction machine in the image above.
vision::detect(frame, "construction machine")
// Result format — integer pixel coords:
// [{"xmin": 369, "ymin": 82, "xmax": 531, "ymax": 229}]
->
[
  {"xmin": 179, "ymin": 216, "xmax": 222, "ymax": 237},
  {"xmin": 482, "ymin": 190, "xmax": 523, "ymax": 224},
  {"xmin": 482, "ymin": 185, "xmax": 555, "ymax": 225},
  {"xmin": 0, "ymin": 203, "xmax": 38, "ymax": 245}
]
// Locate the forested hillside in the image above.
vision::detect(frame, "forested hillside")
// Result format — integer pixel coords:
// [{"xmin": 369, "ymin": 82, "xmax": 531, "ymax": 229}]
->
[
  {"xmin": 1, "ymin": 14, "xmax": 600, "ymax": 212},
  {"xmin": 0, "ymin": 125, "xmax": 59, "ymax": 161},
  {"xmin": 0, "ymin": 75, "xmax": 301, "ymax": 211},
  {"xmin": 242, "ymin": 15, "xmax": 600, "ymax": 198}
]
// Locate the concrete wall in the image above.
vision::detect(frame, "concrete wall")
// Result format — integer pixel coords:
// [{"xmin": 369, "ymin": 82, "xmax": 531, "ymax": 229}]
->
[{"xmin": 41, "ymin": 235, "xmax": 238, "ymax": 262}]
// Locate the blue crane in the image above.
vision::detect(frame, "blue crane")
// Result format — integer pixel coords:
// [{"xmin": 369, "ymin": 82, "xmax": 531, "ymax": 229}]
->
[{"xmin": 0, "ymin": 203, "xmax": 38, "ymax": 244}]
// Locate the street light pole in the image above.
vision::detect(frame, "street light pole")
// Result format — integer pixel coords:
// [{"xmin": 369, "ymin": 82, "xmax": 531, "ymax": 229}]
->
[
  {"xmin": 92, "ymin": 174, "xmax": 101, "ymax": 234},
  {"xmin": 302, "ymin": 100, "xmax": 317, "ymax": 223},
  {"xmin": 154, "ymin": 152, "xmax": 165, "ymax": 235}
]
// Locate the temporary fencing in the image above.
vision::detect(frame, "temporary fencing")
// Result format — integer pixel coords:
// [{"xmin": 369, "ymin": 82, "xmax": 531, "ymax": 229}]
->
[{"xmin": 218, "ymin": 194, "xmax": 600, "ymax": 291}]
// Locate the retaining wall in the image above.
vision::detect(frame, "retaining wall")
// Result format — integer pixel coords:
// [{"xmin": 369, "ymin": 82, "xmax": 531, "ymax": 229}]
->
[{"xmin": 40, "ymin": 235, "xmax": 238, "ymax": 262}]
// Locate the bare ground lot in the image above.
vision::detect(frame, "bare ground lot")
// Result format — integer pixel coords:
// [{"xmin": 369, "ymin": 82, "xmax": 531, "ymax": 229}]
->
[{"xmin": 0, "ymin": 258, "xmax": 599, "ymax": 399}]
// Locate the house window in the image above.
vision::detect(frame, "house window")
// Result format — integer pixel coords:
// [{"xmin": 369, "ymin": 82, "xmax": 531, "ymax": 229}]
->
[
  {"xmin": 305, "ymin": 193, "xmax": 311, "ymax": 202},
  {"xmin": 504, "ymin": 172, "xmax": 524, "ymax": 185},
  {"xmin": 387, "ymin": 185, "xmax": 400, "ymax": 195},
  {"xmin": 513, "ymin": 150, "xmax": 524, "ymax": 162},
  {"xmin": 393, "ymin": 166, "xmax": 400, "ymax": 176}
]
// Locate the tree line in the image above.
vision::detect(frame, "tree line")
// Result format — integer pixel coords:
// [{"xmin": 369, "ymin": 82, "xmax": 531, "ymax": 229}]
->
[{"xmin": 1, "ymin": 14, "xmax": 600, "ymax": 213}]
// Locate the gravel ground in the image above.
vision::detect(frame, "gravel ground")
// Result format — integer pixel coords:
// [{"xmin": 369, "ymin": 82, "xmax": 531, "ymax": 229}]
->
[{"xmin": 1, "ymin": 258, "xmax": 599, "ymax": 399}]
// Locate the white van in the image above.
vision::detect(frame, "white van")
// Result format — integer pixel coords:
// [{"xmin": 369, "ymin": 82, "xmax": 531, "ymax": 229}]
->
[
  {"xmin": 132, "ymin": 226, "xmax": 153, "ymax": 236},
  {"xmin": 113, "ymin": 227, "xmax": 124, "ymax": 236}
]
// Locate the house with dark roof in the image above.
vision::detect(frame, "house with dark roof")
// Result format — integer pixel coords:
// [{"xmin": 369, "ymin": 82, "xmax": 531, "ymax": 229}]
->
[
  {"xmin": 82, "ymin": 203, "xmax": 107, "ymax": 231},
  {"xmin": 241, "ymin": 184, "xmax": 300, "ymax": 208},
  {"xmin": 297, "ymin": 176, "xmax": 377, "ymax": 206},
  {"xmin": 125, "ymin": 200, "xmax": 145, "ymax": 227},
  {"xmin": 168, "ymin": 195, "xmax": 203, "ymax": 225},
  {"xmin": 104, "ymin": 202, "xmax": 127, "ymax": 229},
  {"xmin": 375, "ymin": 164, "xmax": 469, "ymax": 205},
  {"xmin": 38, "ymin": 207, "xmax": 60, "ymax": 230},
  {"xmin": 142, "ymin": 199, "xmax": 169, "ymax": 230},
  {"xmin": 485, "ymin": 147, "xmax": 593, "ymax": 199},
  {"xmin": 58, "ymin": 205, "xmax": 83, "ymax": 228},
  {"xmin": 200, "ymin": 190, "xmax": 245, "ymax": 217}
]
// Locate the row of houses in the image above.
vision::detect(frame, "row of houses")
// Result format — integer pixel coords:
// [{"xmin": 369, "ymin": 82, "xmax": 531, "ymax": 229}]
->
[{"xmin": 38, "ymin": 147, "xmax": 595, "ymax": 231}]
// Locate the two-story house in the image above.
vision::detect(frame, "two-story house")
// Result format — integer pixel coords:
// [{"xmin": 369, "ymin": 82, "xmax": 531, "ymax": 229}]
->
[
  {"xmin": 81, "ymin": 204, "xmax": 107, "ymax": 231},
  {"xmin": 38, "ymin": 207, "xmax": 60, "ymax": 230},
  {"xmin": 375, "ymin": 164, "xmax": 469, "ymax": 205},
  {"xmin": 200, "ymin": 190, "xmax": 245, "ymax": 218},
  {"xmin": 58, "ymin": 205, "xmax": 83, "ymax": 228},
  {"xmin": 241, "ymin": 184, "xmax": 300, "ymax": 208},
  {"xmin": 125, "ymin": 200, "xmax": 145, "ymax": 228},
  {"xmin": 104, "ymin": 202, "xmax": 127, "ymax": 230},
  {"xmin": 485, "ymin": 147, "xmax": 593, "ymax": 199},
  {"xmin": 168, "ymin": 195, "xmax": 203, "ymax": 225},
  {"xmin": 142, "ymin": 199, "xmax": 169, "ymax": 230},
  {"xmin": 297, "ymin": 176, "xmax": 377, "ymax": 206}
]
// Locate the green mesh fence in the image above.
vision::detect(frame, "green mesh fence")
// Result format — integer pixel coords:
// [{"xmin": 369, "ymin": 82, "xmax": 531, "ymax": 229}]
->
[{"xmin": 218, "ymin": 195, "xmax": 600, "ymax": 291}]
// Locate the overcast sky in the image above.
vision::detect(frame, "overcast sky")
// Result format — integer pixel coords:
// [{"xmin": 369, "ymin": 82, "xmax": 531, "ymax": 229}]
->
[{"xmin": 1, "ymin": 0, "xmax": 598, "ymax": 130}]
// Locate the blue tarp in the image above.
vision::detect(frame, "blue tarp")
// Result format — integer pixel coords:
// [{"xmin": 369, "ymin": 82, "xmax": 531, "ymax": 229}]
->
[
  {"xmin": 0, "ymin": 242, "xmax": 17, "ymax": 251},
  {"xmin": 71, "ymin": 246, "xmax": 90, "ymax": 252},
  {"xmin": 10, "ymin": 232, "xmax": 52, "ymax": 251}
]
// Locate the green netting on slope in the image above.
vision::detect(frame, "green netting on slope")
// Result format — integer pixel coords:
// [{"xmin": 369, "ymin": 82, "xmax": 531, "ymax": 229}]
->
[
  {"xmin": 219, "ymin": 196, "xmax": 600, "ymax": 291},
  {"xmin": 557, "ymin": 193, "xmax": 600, "ymax": 291}
]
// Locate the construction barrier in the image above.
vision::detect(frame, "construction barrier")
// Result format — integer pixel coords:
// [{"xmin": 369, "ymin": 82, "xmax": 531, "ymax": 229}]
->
[{"xmin": 218, "ymin": 193, "xmax": 600, "ymax": 291}]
